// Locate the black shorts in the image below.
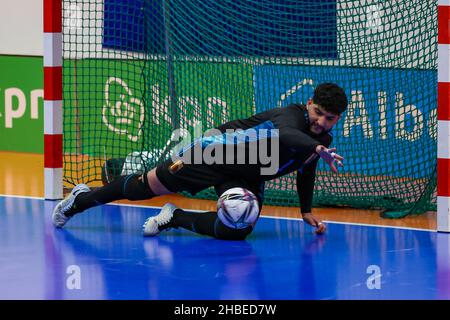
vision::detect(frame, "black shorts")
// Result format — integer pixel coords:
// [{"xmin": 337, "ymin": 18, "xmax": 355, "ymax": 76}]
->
[{"xmin": 155, "ymin": 159, "xmax": 265, "ymax": 208}]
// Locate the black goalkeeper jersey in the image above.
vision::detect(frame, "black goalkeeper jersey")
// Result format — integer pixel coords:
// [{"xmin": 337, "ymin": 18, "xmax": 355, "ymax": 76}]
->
[{"xmin": 179, "ymin": 104, "xmax": 332, "ymax": 213}]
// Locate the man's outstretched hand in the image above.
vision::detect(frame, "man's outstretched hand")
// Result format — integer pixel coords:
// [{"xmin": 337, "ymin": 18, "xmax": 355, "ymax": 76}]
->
[
  {"xmin": 302, "ymin": 212, "xmax": 327, "ymax": 234},
  {"xmin": 315, "ymin": 145, "xmax": 344, "ymax": 174}
]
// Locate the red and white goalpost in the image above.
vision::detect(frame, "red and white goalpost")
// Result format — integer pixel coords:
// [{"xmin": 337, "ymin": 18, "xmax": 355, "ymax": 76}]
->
[
  {"xmin": 43, "ymin": 0, "xmax": 63, "ymax": 200},
  {"xmin": 438, "ymin": 0, "xmax": 450, "ymax": 232}
]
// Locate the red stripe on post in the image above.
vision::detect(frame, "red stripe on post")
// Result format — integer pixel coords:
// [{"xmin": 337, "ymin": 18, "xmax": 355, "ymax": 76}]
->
[
  {"xmin": 438, "ymin": 158, "xmax": 450, "ymax": 197},
  {"xmin": 44, "ymin": 67, "xmax": 62, "ymax": 100},
  {"xmin": 438, "ymin": 82, "xmax": 450, "ymax": 120},
  {"xmin": 439, "ymin": 5, "xmax": 450, "ymax": 44},
  {"xmin": 44, "ymin": 134, "xmax": 63, "ymax": 168},
  {"xmin": 44, "ymin": 0, "xmax": 62, "ymax": 33}
]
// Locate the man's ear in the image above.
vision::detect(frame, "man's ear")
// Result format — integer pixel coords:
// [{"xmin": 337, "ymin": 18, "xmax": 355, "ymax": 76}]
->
[{"xmin": 307, "ymin": 99, "xmax": 313, "ymax": 106}]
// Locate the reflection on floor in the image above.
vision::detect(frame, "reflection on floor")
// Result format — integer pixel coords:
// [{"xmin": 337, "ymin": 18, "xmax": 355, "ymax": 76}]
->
[{"xmin": 0, "ymin": 196, "xmax": 447, "ymax": 300}]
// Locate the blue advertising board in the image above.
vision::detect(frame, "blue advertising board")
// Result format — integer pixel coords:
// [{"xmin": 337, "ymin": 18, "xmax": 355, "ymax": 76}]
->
[{"xmin": 254, "ymin": 65, "xmax": 437, "ymax": 178}]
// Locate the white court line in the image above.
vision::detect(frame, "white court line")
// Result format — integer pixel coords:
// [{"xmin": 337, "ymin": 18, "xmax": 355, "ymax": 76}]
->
[
  {"xmin": 108, "ymin": 202, "xmax": 435, "ymax": 233},
  {"xmin": 0, "ymin": 194, "xmax": 44, "ymax": 200},
  {"xmin": 106, "ymin": 201, "xmax": 207, "ymax": 212},
  {"xmin": 261, "ymin": 215, "xmax": 435, "ymax": 233},
  {"xmin": 0, "ymin": 194, "xmax": 435, "ymax": 232}
]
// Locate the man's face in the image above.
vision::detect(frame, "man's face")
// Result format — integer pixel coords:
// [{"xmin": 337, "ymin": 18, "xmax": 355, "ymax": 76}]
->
[{"xmin": 306, "ymin": 99, "xmax": 341, "ymax": 135}]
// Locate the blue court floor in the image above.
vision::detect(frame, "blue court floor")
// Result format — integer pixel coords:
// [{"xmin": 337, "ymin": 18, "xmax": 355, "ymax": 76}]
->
[{"xmin": 0, "ymin": 195, "xmax": 449, "ymax": 300}]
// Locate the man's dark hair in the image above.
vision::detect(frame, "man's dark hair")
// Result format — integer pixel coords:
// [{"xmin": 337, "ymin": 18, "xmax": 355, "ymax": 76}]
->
[{"xmin": 312, "ymin": 83, "xmax": 348, "ymax": 115}]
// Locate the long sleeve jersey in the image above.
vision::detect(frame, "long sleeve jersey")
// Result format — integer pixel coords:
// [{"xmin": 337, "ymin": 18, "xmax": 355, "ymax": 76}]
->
[{"xmin": 179, "ymin": 104, "xmax": 333, "ymax": 213}]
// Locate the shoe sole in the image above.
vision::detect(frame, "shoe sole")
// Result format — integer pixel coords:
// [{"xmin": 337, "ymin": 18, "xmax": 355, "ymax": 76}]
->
[
  {"xmin": 142, "ymin": 203, "xmax": 177, "ymax": 236},
  {"xmin": 52, "ymin": 184, "xmax": 90, "ymax": 228}
]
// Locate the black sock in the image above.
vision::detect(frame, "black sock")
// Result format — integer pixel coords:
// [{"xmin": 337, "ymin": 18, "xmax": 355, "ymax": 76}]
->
[
  {"xmin": 67, "ymin": 173, "xmax": 155, "ymax": 216},
  {"xmin": 171, "ymin": 209, "xmax": 252, "ymax": 240}
]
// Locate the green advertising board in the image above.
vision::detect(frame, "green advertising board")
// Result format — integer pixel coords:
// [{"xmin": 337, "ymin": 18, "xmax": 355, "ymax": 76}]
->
[
  {"xmin": 63, "ymin": 59, "xmax": 254, "ymax": 159},
  {"xmin": 0, "ymin": 56, "xmax": 254, "ymax": 156},
  {"xmin": 0, "ymin": 56, "xmax": 44, "ymax": 153}
]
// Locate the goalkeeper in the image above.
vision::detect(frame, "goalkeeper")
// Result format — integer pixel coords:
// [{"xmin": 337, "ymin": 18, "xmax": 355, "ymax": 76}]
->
[{"xmin": 53, "ymin": 83, "xmax": 348, "ymax": 240}]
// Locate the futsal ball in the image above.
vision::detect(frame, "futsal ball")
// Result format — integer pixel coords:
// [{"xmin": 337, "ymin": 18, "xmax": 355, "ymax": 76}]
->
[{"xmin": 217, "ymin": 187, "xmax": 260, "ymax": 229}]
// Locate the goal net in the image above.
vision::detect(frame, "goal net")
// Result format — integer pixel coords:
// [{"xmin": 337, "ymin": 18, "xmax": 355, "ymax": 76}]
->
[{"xmin": 62, "ymin": 0, "xmax": 437, "ymax": 217}]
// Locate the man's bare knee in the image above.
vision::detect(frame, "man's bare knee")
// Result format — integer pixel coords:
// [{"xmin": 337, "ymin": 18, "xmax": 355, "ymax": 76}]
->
[{"xmin": 147, "ymin": 169, "xmax": 173, "ymax": 195}]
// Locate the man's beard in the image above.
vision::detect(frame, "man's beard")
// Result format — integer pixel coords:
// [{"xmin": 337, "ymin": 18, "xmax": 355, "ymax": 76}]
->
[{"xmin": 310, "ymin": 123, "xmax": 330, "ymax": 135}]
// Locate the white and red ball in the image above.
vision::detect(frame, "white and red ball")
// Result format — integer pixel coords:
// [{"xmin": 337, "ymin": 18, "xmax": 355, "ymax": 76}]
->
[{"xmin": 217, "ymin": 187, "xmax": 260, "ymax": 229}]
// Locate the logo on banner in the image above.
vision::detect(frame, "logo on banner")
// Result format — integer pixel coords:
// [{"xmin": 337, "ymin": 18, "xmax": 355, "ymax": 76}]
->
[{"xmin": 102, "ymin": 77, "xmax": 145, "ymax": 142}]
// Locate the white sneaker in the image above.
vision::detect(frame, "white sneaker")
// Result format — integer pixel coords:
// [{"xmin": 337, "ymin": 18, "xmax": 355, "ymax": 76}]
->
[
  {"xmin": 142, "ymin": 203, "xmax": 178, "ymax": 236},
  {"xmin": 52, "ymin": 184, "xmax": 91, "ymax": 228}
]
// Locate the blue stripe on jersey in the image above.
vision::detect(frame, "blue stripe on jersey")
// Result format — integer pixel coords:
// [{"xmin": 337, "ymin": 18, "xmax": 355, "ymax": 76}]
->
[
  {"xmin": 276, "ymin": 159, "xmax": 294, "ymax": 174},
  {"xmin": 177, "ymin": 120, "xmax": 278, "ymax": 156}
]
